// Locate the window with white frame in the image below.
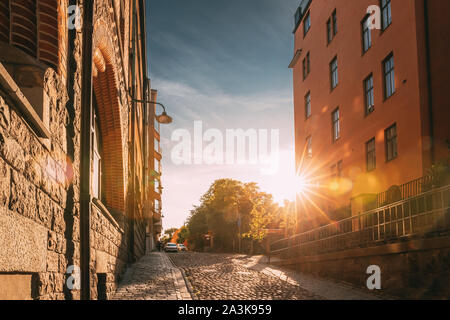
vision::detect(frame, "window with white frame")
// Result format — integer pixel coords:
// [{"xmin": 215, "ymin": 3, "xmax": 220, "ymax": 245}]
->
[
  {"xmin": 381, "ymin": 0, "xmax": 392, "ymax": 30},
  {"xmin": 92, "ymin": 110, "xmax": 102, "ymax": 200},
  {"xmin": 332, "ymin": 108, "xmax": 340, "ymax": 142},
  {"xmin": 364, "ymin": 74, "xmax": 374, "ymax": 114},
  {"xmin": 330, "ymin": 57, "xmax": 338, "ymax": 90},
  {"xmin": 383, "ymin": 53, "xmax": 395, "ymax": 99},
  {"xmin": 305, "ymin": 91, "xmax": 311, "ymax": 119}
]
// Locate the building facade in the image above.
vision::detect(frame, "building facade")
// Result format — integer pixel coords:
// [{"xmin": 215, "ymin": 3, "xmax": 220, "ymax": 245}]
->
[
  {"xmin": 290, "ymin": 0, "xmax": 450, "ymax": 231},
  {"xmin": 0, "ymin": 0, "xmax": 163, "ymax": 300}
]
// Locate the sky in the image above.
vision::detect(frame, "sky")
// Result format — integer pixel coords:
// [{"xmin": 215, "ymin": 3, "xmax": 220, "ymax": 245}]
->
[{"xmin": 146, "ymin": 0, "xmax": 300, "ymax": 231}]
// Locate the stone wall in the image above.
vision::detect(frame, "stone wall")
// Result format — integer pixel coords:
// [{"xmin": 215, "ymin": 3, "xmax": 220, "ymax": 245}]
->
[
  {"xmin": 274, "ymin": 236, "xmax": 450, "ymax": 299},
  {"xmin": 0, "ymin": 0, "xmax": 148, "ymax": 300},
  {"xmin": 0, "ymin": 92, "xmax": 72, "ymax": 299}
]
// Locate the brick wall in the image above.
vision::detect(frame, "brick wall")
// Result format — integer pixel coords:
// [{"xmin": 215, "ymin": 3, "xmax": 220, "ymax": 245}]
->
[{"xmin": 0, "ymin": 0, "xmax": 148, "ymax": 300}]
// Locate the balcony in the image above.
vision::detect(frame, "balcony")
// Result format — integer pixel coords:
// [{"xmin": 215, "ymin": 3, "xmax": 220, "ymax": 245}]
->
[
  {"xmin": 153, "ymin": 210, "xmax": 162, "ymax": 223},
  {"xmin": 154, "ymin": 221, "xmax": 162, "ymax": 234}
]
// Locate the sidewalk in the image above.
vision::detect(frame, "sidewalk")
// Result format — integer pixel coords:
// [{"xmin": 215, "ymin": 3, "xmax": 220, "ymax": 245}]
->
[
  {"xmin": 234, "ymin": 255, "xmax": 383, "ymax": 300},
  {"xmin": 111, "ymin": 252, "xmax": 192, "ymax": 300}
]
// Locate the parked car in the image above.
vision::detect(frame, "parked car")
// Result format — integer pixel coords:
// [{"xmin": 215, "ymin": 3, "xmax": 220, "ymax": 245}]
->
[
  {"xmin": 164, "ymin": 243, "xmax": 178, "ymax": 253},
  {"xmin": 177, "ymin": 244, "xmax": 187, "ymax": 252}
]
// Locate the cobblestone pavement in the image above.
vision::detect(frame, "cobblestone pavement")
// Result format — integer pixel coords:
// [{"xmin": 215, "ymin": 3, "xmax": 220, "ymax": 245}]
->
[
  {"xmin": 112, "ymin": 252, "xmax": 381, "ymax": 300},
  {"xmin": 168, "ymin": 252, "xmax": 323, "ymax": 300},
  {"xmin": 111, "ymin": 252, "xmax": 192, "ymax": 300},
  {"xmin": 234, "ymin": 255, "xmax": 382, "ymax": 300}
]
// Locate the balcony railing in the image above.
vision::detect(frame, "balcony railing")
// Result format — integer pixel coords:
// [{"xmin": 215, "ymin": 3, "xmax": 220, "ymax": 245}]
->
[
  {"xmin": 270, "ymin": 184, "xmax": 450, "ymax": 259},
  {"xmin": 375, "ymin": 175, "xmax": 435, "ymax": 207}
]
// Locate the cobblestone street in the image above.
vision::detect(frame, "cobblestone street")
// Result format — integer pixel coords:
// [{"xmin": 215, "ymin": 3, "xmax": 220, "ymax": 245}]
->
[
  {"xmin": 168, "ymin": 252, "xmax": 323, "ymax": 300},
  {"xmin": 111, "ymin": 251, "xmax": 381, "ymax": 300},
  {"xmin": 112, "ymin": 252, "xmax": 192, "ymax": 300}
]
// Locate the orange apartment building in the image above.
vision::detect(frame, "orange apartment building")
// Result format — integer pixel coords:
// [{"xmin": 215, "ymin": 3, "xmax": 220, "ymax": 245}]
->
[{"xmin": 290, "ymin": 0, "xmax": 450, "ymax": 232}]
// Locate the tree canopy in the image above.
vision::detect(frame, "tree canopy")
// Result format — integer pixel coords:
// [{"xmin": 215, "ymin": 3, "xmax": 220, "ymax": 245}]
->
[{"xmin": 185, "ymin": 179, "xmax": 296, "ymax": 252}]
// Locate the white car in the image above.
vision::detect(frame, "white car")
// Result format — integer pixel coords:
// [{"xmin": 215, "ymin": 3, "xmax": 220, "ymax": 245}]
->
[
  {"xmin": 177, "ymin": 244, "xmax": 187, "ymax": 251},
  {"xmin": 164, "ymin": 243, "xmax": 178, "ymax": 252}
]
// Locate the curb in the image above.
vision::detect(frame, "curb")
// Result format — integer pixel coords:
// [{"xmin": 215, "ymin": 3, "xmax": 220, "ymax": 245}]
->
[{"xmin": 166, "ymin": 253, "xmax": 197, "ymax": 300}]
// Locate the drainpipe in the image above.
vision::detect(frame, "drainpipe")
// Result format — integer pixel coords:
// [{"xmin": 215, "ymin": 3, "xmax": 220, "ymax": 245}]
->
[
  {"xmin": 143, "ymin": 78, "xmax": 148, "ymax": 252},
  {"xmin": 423, "ymin": 0, "xmax": 435, "ymax": 165},
  {"xmin": 80, "ymin": 0, "xmax": 94, "ymax": 300},
  {"xmin": 128, "ymin": 0, "xmax": 137, "ymax": 263}
]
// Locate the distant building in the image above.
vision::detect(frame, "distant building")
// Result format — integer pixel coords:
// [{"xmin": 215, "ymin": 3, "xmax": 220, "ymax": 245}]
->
[
  {"xmin": 0, "ymin": 0, "xmax": 164, "ymax": 299},
  {"xmin": 290, "ymin": 0, "xmax": 450, "ymax": 231}
]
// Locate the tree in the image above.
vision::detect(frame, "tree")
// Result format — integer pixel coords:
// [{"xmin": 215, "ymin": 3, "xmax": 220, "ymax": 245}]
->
[
  {"xmin": 177, "ymin": 226, "xmax": 189, "ymax": 244},
  {"xmin": 164, "ymin": 227, "xmax": 178, "ymax": 240},
  {"xmin": 185, "ymin": 179, "xmax": 283, "ymax": 253}
]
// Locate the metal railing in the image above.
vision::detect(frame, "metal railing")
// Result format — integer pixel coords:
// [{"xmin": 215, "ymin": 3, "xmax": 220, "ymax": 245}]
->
[
  {"xmin": 270, "ymin": 185, "xmax": 450, "ymax": 259},
  {"xmin": 376, "ymin": 175, "xmax": 434, "ymax": 207}
]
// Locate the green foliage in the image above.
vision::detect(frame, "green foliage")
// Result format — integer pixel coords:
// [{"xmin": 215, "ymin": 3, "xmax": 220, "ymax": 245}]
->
[
  {"xmin": 160, "ymin": 235, "xmax": 171, "ymax": 246},
  {"xmin": 177, "ymin": 226, "xmax": 189, "ymax": 244},
  {"xmin": 185, "ymin": 179, "xmax": 296, "ymax": 252},
  {"xmin": 164, "ymin": 227, "xmax": 178, "ymax": 239}
]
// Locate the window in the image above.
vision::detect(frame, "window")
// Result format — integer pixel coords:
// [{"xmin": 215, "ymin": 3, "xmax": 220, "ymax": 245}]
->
[
  {"xmin": 330, "ymin": 160, "xmax": 343, "ymax": 178},
  {"xmin": 305, "ymin": 92, "xmax": 311, "ymax": 119},
  {"xmin": 337, "ymin": 160, "xmax": 343, "ymax": 177},
  {"xmin": 302, "ymin": 52, "xmax": 310, "ymax": 80},
  {"xmin": 154, "ymin": 137, "xmax": 160, "ymax": 153},
  {"xmin": 0, "ymin": 0, "xmax": 59, "ymax": 70},
  {"xmin": 383, "ymin": 53, "xmax": 395, "ymax": 99},
  {"xmin": 327, "ymin": 19, "xmax": 333, "ymax": 44},
  {"xmin": 362, "ymin": 15, "xmax": 372, "ymax": 53},
  {"xmin": 330, "ymin": 57, "xmax": 338, "ymax": 90},
  {"xmin": 154, "ymin": 115, "xmax": 160, "ymax": 133},
  {"xmin": 154, "ymin": 179, "xmax": 161, "ymax": 192},
  {"xmin": 364, "ymin": 74, "xmax": 374, "ymax": 115},
  {"xmin": 326, "ymin": 10, "xmax": 337, "ymax": 44},
  {"xmin": 381, "ymin": 0, "xmax": 392, "ymax": 30},
  {"xmin": 306, "ymin": 136, "xmax": 312, "ymax": 158},
  {"xmin": 366, "ymin": 138, "xmax": 376, "ymax": 171},
  {"xmin": 332, "ymin": 10, "xmax": 337, "ymax": 36},
  {"xmin": 332, "ymin": 108, "xmax": 340, "ymax": 142},
  {"xmin": 154, "ymin": 199, "xmax": 161, "ymax": 212},
  {"xmin": 154, "ymin": 159, "xmax": 160, "ymax": 173},
  {"xmin": 92, "ymin": 110, "xmax": 102, "ymax": 200},
  {"xmin": 385, "ymin": 124, "xmax": 398, "ymax": 161},
  {"xmin": 304, "ymin": 11, "xmax": 311, "ymax": 36}
]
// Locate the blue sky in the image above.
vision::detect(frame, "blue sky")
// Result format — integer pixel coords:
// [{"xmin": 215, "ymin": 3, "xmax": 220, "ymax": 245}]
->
[{"xmin": 147, "ymin": 0, "xmax": 300, "ymax": 230}]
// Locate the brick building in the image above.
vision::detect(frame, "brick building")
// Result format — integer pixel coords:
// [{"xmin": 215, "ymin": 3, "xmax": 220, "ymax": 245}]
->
[
  {"xmin": 0, "ymin": 0, "xmax": 164, "ymax": 299},
  {"xmin": 290, "ymin": 0, "xmax": 450, "ymax": 231}
]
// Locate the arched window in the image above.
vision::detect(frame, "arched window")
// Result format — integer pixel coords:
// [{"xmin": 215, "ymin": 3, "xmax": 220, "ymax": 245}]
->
[
  {"xmin": 0, "ymin": 0, "xmax": 59, "ymax": 70},
  {"xmin": 92, "ymin": 99, "xmax": 103, "ymax": 201}
]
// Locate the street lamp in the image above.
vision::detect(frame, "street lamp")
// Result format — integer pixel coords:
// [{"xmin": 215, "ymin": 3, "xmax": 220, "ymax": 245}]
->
[{"xmin": 131, "ymin": 99, "xmax": 173, "ymax": 124}]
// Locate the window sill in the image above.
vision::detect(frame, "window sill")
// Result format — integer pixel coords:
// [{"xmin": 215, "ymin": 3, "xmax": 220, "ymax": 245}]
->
[
  {"xmin": 92, "ymin": 198, "xmax": 125, "ymax": 233},
  {"xmin": 365, "ymin": 107, "xmax": 375, "ymax": 118},
  {"xmin": 386, "ymin": 156, "xmax": 398, "ymax": 164},
  {"xmin": 0, "ymin": 62, "xmax": 50, "ymax": 139},
  {"xmin": 380, "ymin": 22, "xmax": 392, "ymax": 36},
  {"xmin": 362, "ymin": 47, "xmax": 371, "ymax": 56},
  {"xmin": 383, "ymin": 90, "xmax": 397, "ymax": 102},
  {"xmin": 332, "ymin": 137, "xmax": 341, "ymax": 144}
]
